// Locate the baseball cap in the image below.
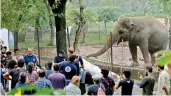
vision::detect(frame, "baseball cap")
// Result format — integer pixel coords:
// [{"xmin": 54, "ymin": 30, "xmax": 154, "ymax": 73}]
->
[{"xmin": 59, "ymin": 50, "xmax": 65, "ymax": 54}]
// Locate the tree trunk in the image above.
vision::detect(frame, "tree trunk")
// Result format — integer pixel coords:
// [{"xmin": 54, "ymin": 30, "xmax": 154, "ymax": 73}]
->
[
  {"xmin": 14, "ymin": 31, "xmax": 18, "ymax": 49},
  {"xmin": 48, "ymin": 0, "xmax": 67, "ymax": 55},
  {"xmin": 44, "ymin": 0, "xmax": 54, "ymax": 46},
  {"xmin": 14, "ymin": 15, "xmax": 22, "ymax": 49},
  {"xmin": 73, "ymin": 0, "xmax": 86, "ymax": 52},
  {"xmin": 104, "ymin": 21, "xmax": 107, "ymax": 34}
]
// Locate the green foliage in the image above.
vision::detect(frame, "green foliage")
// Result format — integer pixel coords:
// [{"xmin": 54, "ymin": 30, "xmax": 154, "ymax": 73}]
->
[
  {"xmin": 1, "ymin": 0, "xmax": 50, "ymax": 32},
  {"xmin": 7, "ymin": 85, "xmax": 37, "ymax": 95},
  {"xmin": 66, "ymin": 2, "xmax": 98, "ymax": 26},
  {"xmin": 154, "ymin": 50, "xmax": 171, "ymax": 67},
  {"xmin": 7, "ymin": 85, "xmax": 66, "ymax": 95},
  {"xmin": 98, "ymin": 7, "xmax": 121, "ymax": 22}
]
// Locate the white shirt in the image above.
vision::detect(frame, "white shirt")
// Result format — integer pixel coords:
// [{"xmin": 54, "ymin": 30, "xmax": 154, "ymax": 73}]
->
[{"xmin": 157, "ymin": 70, "xmax": 170, "ymax": 95}]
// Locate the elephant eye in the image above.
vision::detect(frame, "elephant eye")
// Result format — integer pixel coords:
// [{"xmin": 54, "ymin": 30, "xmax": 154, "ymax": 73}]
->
[{"xmin": 119, "ymin": 30, "xmax": 124, "ymax": 34}]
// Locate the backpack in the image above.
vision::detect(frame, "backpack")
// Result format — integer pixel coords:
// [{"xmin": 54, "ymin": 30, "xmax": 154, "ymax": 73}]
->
[
  {"xmin": 101, "ymin": 77, "xmax": 113, "ymax": 95},
  {"xmin": 95, "ymin": 84, "xmax": 105, "ymax": 96}
]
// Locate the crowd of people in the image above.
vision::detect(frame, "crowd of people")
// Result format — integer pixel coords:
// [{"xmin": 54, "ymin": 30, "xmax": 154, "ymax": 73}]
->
[{"xmin": 0, "ymin": 45, "xmax": 171, "ymax": 95}]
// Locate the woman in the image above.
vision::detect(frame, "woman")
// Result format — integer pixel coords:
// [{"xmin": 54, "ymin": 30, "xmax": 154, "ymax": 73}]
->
[{"xmin": 26, "ymin": 63, "xmax": 38, "ymax": 84}]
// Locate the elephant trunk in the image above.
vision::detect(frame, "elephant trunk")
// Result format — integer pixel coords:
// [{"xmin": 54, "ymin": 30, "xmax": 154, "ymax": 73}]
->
[{"xmin": 87, "ymin": 32, "xmax": 120, "ymax": 57}]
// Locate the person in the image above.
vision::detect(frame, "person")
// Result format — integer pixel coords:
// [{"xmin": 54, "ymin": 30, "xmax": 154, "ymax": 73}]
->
[
  {"xmin": 12, "ymin": 49, "xmax": 24, "ymax": 62},
  {"xmin": 60, "ymin": 55, "xmax": 77, "ymax": 85},
  {"xmin": 6, "ymin": 60, "xmax": 17, "ymax": 71},
  {"xmin": 74, "ymin": 55, "xmax": 81, "ymax": 76},
  {"xmin": 68, "ymin": 48, "xmax": 84, "ymax": 70},
  {"xmin": 100, "ymin": 68, "xmax": 115, "ymax": 95},
  {"xmin": 45, "ymin": 61, "xmax": 53, "ymax": 78},
  {"xmin": 157, "ymin": 65, "xmax": 170, "ymax": 95},
  {"xmin": 79, "ymin": 70, "xmax": 94, "ymax": 95},
  {"xmin": 65, "ymin": 76, "xmax": 81, "ymax": 95},
  {"xmin": 54, "ymin": 50, "xmax": 67, "ymax": 65},
  {"xmin": 1, "ymin": 46, "xmax": 7, "ymax": 68},
  {"xmin": 16, "ymin": 72, "xmax": 27, "ymax": 88},
  {"xmin": 24, "ymin": 48, "xmax": 39, "ymax": 70},
  {"xmin": 4, "ymin": 60, "xmax": 17, "ymax": 91},
  {"xmin": 164, "ymin": 63, "xmax": 171, "ymax": 93},
  {"xmin": 87, "ymin": 74, "xmax": 105, "ymax": 95},
  {"xmin": 34, "ymin": 69, "xmax": 52, "ymax": 90},
  {"xmin": 48, "ymin": 64, "xmax": 66, "ymax": 89},
  {"xmin": 6, "ymin": 51, "xmax": 12, "ymax": 64},
  {"xmin": 3, "ymin": 59, "xmax": 25, "ymax": 89},
  {"xmin": 115, "ymin": 69, "xmax": 134, "ymax": 95},
  {"xmin": 139, "ymin": 66, "xmax": 155, "ymax": 95},
  {"xmin": 26, "ymin": 62, "xmax": 38, "ymax": 84}
]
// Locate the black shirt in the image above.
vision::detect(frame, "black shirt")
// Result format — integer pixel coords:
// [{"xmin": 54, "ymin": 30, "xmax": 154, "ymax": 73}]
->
[
  {"xmin": 9, "ymin": 68, "xmax": 25, "ymax": 88},
  {"xmin": 118, "ymin": 78, "xmax": 134, "ymax": 95},
  {"xmin": 100, "ymin": 77, "xmax": 115, "ymax": 95}
]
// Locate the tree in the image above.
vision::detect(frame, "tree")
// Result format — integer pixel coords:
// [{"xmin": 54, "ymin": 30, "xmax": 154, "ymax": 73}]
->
[
  {"xmin": 1, "ymin": 0, "xmax": 30, "ymax": 49},
  {"xmin": 73, "ymin": 0, "xmax": 86, "ymax": 52},
  {"xmin": 48, "ymin": 0, "xmax": 68, "ymax": 54}
]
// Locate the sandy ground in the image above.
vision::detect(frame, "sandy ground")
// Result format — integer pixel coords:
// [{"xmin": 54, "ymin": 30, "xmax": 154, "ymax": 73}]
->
[{"xmin": 76, "ymin": 44, "xmax": 145, "ymax": 67}]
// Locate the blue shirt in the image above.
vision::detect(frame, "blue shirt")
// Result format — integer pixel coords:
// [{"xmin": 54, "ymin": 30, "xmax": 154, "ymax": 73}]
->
[
  {"xmin": 45, "ymin": 68, "xmax": 53, "ymax": 79},
  {"xmin": 54, "ymin": 56, "xmax": 67, "ymax": 63},
  {"xmin": 24, "ymin": 54, "xmax": 37, "ymax": 69},
  {"xmin": 60, "ymin": 62, "xmax": 77, "ymax": 80},
  {"xmin": 15, "ymin": 82, "xmax": 27, "ymax": 88},
  {"xmin": 34, "ymin": 77, "xmax": 52, "ymax": 90}
]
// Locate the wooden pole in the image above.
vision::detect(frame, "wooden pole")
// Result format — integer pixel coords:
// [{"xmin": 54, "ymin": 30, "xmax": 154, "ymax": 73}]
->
[
  {"xmin": 110, "ymin": 32, "xmax": 113, "ymax": 71},
  {"xmin": 120, "ymin": 39, "xmax": 124, "ymax": 73}
]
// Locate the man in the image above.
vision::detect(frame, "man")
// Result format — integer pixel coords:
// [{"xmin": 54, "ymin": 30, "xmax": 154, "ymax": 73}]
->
[
  {"xmin": 48, "ymin": 64, "xmax": 66, "ymax": 89},
  {"xmin": 139, "ymin": 66, "xmax": 155, "ymax": 95},
  {"xmin": 12, "ymin": 49, "xmax": 24, "ymax": 62},
  {"xmin": 68, "ymin": 48, "xmax": 84, "ymax": 70},
  {"xmin": 6, "ymin": 51, "xmax": 12, "ymax": 63},
  {"xmin": 45, "ymin": 61, "xmax": 53, "ymax": 78},
  {"xmin": 54, "ymin": 50, "xmax": 67, "ymax": 65},
  {"xmin": 3, "ymin": 59, "xmax": 25, "ymax": 89},
  {"xmin": 24, "ymin": 48, "xmax": 39, "ymax": 70},
  {"xmin": 100, "ymin": 68, "xmax": 115, "ymax": 95},
  {"xmin": 65, "ymin": 76, "xmax": 81, "ymax": 95},
  {"xmin": 115, "ymin": 69, "xmax": 134, "ymax": 95},
  {"xmin": 35, "ymin": 69, "xmax": 52, "ymax": 90},
  {"xmin": 60, "ymin": 55, "xmax": 77, "ymax": 85},
  {"xmin": 157, "ymin": 65, "xmax": 170, "ymax": 95}
]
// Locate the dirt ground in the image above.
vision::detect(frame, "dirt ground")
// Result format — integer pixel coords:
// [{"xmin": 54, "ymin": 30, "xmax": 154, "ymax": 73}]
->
[{"xmin": 76, "ymin": 43, "xmax": 145, "ymax": 67}]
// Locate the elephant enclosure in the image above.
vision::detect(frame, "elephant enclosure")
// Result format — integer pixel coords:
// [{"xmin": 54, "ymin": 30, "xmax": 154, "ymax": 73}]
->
[{"xmin": 78, "ymin": 43, "xmax": 145, "ymax": 67}]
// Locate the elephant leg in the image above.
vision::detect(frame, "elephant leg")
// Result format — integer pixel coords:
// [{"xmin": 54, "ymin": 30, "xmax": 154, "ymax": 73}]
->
[
  {"xmin": 139, "ymin": 40, "xmax": 151, "ymax": 66},
  {"xmin": 149, "ymin": 50, "xmax": 156, "ymax": 66},
  {"xmin": 129, "ymin": 43, "xmax": 138, "ymax": 66}
]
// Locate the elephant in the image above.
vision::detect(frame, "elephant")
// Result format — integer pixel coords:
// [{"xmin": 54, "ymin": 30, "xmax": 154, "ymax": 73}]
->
[{"xmin": 87, "ymin": 17, "xmax": 169, "ymax": 66}]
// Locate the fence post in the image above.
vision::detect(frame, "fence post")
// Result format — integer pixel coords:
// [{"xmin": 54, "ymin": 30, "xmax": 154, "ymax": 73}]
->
[{"xmin": 110, "ymin": 32, "xmax": 113, "ymax": 72}]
